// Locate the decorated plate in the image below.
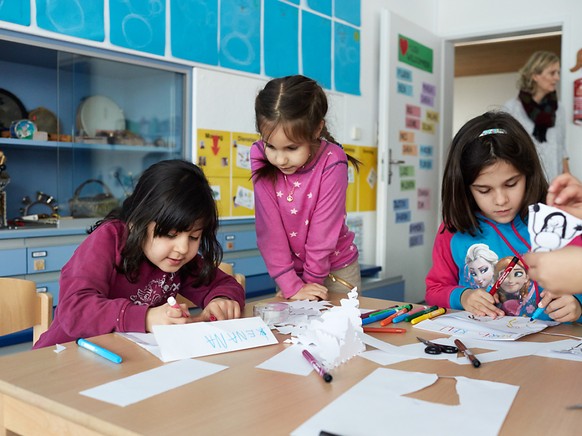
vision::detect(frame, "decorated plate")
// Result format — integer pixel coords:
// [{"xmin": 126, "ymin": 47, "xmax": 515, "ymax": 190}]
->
[
  {"xmin": 77, "ymin": 95, "xmax": 125, "ymax": 137},
  {"xmin": 0, "ymin": 88, "xmax": 27, "ymax": 131}
]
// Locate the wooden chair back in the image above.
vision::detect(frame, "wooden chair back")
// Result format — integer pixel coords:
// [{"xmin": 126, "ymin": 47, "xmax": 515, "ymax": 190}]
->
[{"xmin": 0, "ymin": 278, "xmax": 53, "ymax": 345}]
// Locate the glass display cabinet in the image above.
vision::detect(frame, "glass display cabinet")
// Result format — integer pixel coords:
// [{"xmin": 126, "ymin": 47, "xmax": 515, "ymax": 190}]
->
[{"xmin": 0, "ymin": 35, "xmax": 190, "ymax": 224}]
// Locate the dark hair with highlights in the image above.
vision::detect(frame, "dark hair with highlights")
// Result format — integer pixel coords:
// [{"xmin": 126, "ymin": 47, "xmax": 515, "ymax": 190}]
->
[
  {"xmin": 441, "ymin": 111, "xmax": 548, "ymax": 235},
  {"xmin": 90, "ymin": 159, "xmax": 222, "ymax": 285},
  {"xmin": 253, "ymin": 75, "xmax": 359, "ymax": 182}
]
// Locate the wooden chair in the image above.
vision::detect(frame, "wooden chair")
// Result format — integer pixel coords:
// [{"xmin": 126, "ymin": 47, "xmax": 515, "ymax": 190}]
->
[
  {"xmin": 0, "ymin": 278, "xmax": 53, "ymax": 345},
  {"xmin": 176, "ymin": 262, "xmax": 245, "ymax": 307}
]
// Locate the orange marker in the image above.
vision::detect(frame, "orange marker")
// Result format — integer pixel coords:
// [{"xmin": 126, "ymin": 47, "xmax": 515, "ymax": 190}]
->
[
  {"xmin": 380, "ymin": 307, "xmax": 409, "ymax": 326},
  {"xmin": 363, "ymin": 327, "xmax": 406, "ymax": 333}
]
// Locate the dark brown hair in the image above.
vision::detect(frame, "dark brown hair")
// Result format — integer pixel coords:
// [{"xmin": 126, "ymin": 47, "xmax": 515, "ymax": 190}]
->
[
  {"xmin": 91, "ymin": 159, "xmax": 222, "ymax": 285},
  {"xmin": 253, "ymin": 75, "xmax": 359, "ymax": 182},
  {"xmin": 441, "ymin": 111, "xmax": 548, "ymax": 235}
]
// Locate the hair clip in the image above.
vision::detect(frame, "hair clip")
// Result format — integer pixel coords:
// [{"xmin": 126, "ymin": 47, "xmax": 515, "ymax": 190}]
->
[{"xmin": 479, "ymin": 128, "xmax": 507, "ymax": 137}]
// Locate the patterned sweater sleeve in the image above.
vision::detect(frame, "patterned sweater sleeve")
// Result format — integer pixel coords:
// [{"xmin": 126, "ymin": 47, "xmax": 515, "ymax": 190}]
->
[{"xmin": 425, "ymin": 224, "xmax": 466, "ymax": 309}]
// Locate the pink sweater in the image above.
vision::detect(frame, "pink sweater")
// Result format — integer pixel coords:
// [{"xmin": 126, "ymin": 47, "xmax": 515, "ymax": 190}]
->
[
  {"xmin": 251, "ymin": 139, "xmax": 358, "ymax": 297},
  {"xmin": 34, "ymin": 221, "xmax": 245, "ymax": 348}
]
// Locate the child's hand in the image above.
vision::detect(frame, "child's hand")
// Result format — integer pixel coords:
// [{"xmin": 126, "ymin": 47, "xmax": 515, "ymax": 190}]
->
[
  {"xmin": 539, "ymin": 291, "xmax": 582, "ymax": 323},
  {"xmin": 145, "ymin": 303, "xmax": 190, "ymax": 332},
  {"xmin": 290, "ymin": 283, "xmax": 328, "ymax": 301},
  {"xmin": 202, "ymin": 297, "xmax": 241, "ymax": 321},
  {"xmin": 524, "ymin": 247, "xmax": 582, "ymax": 295},
  {"xmin": 460, "ymin": 288, "xmax": 505, "ymax": 318},
  {"xmin": 546, "ymin": 173, "xmax": 582, "ymax": 219}
]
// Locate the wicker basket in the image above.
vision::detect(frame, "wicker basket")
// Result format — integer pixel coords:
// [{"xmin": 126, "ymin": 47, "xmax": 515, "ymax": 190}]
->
[{"xmin": 69, "ymin": 179, "xmax": 119, "ymax": 218}]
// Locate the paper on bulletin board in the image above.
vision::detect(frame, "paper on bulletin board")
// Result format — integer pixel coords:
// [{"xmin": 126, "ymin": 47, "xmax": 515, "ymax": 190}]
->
[
  {"xmin": 209, "ymin": 176, "xmax": 230, "ymax": 217},
  {"xmin": 232, "ymin": 131, "xmax": 258, "ymax": 177},
  {"xmin": 197, "ymin": 129, "xmax": 231, "ymax": 176},
  {"xmin": 342, "ymin": 144, "xmax": 359, "ymax": 212},
  {"xmin": 357, "ymin": 146, "xmax": 377, "ymax": 212},
  {"xmin": 232, "ymin": 177, "xmax": 254, "ymax": 217},
  {"xmin": 152, "ymin": 317, "xmax": 278, "ymax": 362}
]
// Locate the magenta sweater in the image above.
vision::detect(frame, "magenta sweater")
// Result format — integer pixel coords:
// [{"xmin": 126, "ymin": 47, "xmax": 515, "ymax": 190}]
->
[
  {"xmin": 251, "ymin": 139, "xmax": 358, "ymax": 297},
  {"xmin": 34, "ymin": 221, "xmax": 245, "ymax": 348}
]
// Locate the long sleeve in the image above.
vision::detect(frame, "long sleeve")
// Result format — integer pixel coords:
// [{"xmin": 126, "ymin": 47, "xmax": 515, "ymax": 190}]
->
[
  {"xmin": 302, "ymin": 160, "xmax": 351, "ymax": 283},
  {"xmin": 251, "ymin": 143, "xmax": 305, "ymax": 297},
  {"xmin": 35, "ymin": 222, "xmax": 146, "ymax": 348},
  {"xmin": 425, "ymin": 224, "xmax": 467, "ymax": 309}
]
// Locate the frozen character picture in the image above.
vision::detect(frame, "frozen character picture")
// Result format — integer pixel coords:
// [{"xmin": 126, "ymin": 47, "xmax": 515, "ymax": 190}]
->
[
  {"xmin": 494, "ymin": 256, "xmax": 536, "ymax": 316},
  {"xmin": 529, "ymin": 203, "xmax": 582, "ymax": 251},
  {"xmin": 464, "ymin": 243, "xmax": 498, "ymax": 289}
]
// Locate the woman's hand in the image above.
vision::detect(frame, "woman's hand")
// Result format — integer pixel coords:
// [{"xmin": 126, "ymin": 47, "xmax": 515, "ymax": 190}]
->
[
  {"xmin": 546, "ymin": 173, "xmax": 582, "ymax": 218},
  {"xmin": 460, "ymin": 288, "xmax": 505, "ymax": 318}
]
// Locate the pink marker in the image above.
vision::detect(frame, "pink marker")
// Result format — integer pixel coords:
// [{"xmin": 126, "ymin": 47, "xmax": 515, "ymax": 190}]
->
[{"xmin": 167, "ymin": 296, "xmax": 189, "ymax": 318}]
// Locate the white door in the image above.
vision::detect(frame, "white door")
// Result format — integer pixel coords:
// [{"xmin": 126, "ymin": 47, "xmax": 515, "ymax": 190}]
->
[{"xmin": 376, "ymin": 10, "xmax": 443, "ymax": 304}]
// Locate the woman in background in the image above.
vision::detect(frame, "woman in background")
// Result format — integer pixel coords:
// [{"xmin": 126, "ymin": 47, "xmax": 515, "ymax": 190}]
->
[{"xmin": 504, "ymin": 51, "xmax": 567, "ymax": 181}]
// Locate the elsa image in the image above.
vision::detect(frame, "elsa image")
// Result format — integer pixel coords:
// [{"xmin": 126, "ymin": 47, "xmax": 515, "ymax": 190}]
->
[{"xmin": 464, "ymin": 243, "xmax": 498, "ymax": 290}]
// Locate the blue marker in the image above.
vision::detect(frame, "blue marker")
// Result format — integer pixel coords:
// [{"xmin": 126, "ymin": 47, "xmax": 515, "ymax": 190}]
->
[
  {"xmin": 362, "ymin": 309, "xmax": 397, "ymax": 325},
  {"xmin": 76, "ymin": 338, "xmax": 123, "ymax": 364},
  {"xmin": 530, "ymin": 306, "xmax": 545, "ymax": 321}
]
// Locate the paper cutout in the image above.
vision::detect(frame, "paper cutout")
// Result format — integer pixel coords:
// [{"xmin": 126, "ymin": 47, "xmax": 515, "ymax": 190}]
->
[
  {"xmin": 528, "ymin": 202, "xmax": 582, "ymax": 251},
  {"xmin": 255, "ymin": 344, "xmax": 314, "ymax": 375},
  {"xmin": 152, "ymin": 317, "xmax": 278, "ymax": 362},
  {"xmin": 53, "ymin": 344, "xmax": 66, "ymax": 353},
  {"xmin": 292, "ymin": 368, "xmax": 519, "ymax": 436},
  {"xmin": 80, "ymin": 359, "xmax": 227, "ymax": 407},
  {"xmin": 286, "ymin": 289, "xmax": 365, "ymax": 368},
  {"xmin": 413, "ymin": 311, "xmax": 556, "ymax": 340}
]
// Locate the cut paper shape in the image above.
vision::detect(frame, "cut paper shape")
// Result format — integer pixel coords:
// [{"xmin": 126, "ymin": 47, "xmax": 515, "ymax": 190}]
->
[
  {"xmin": 54, "ymin": 344, "xmax": 66, "ymax": 353},
  {"xmin": 256, "ymin": 344, "xmax": 314, "ymax": 375},
  {"xmin": 80, "ymin": 359, "xmax": 227, "ymax": 407},
  {"xmin": 292, "ymin": 368, "xmax": 519, "ymax": 436},
  {"xmin": 288, "ymin": 288, "xmax": 365, "ymax": 368},
  {"xmin": 413, "ymin": 311, "xmax": 556, "ymax": 340},
  {"xmin": 528, "ymin": 202, "xmax": 582, "ymax": 251}
]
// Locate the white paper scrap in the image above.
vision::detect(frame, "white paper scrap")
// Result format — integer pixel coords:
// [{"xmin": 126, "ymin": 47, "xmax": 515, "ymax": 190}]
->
[{"xmin": 80, "ymin": 359, "xmax": 227, "ymax": 407}]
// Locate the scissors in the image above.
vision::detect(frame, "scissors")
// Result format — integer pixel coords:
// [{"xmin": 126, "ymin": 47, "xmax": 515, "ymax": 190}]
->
[{"xmin": 416, "ymin": 337, "xmax": 458, "ymax": 355}]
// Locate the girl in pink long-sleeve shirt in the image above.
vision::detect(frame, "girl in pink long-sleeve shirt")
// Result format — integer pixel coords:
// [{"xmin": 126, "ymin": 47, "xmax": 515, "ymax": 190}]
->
[
  {"xmin": 251, "ymin": 75, "xmax": 360, "ymax": 300},
  {"xmin": 35, "ymin": 159, "xmax": 245, "ymax": 348}
]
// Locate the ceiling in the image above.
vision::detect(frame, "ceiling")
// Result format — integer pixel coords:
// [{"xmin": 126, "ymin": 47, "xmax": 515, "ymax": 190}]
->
[{"xmin": 455, "ymin": 35, "xmax": 561, "ymax": 77}]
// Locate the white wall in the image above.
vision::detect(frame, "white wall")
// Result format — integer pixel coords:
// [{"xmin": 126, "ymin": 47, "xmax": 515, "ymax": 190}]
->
[{"xmin": 453, "ymin": 72, "xmax": 518, "ymax": 134}]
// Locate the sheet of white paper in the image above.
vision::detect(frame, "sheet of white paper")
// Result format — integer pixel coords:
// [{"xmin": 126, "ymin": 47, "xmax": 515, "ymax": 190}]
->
[
  {"xmin": 256, "ymin": 344, "xmax": 314, "ymax": 375},
  {"xmin": 413, "ymin": 311, "xmax": 554, "ymax": 340},
  {"xmin": 152, "ymin": 317, "xmax": 278, "ymax": 362},
  {"xmin": 117, "ymin": 332, "xmax": 163, "ymax": 360},
  {"xmin": 528, "ymin": 202, "xmax": 582, "ymax": 251},
  {"xmin": 292, "ymin": 368, "xmax": 519, "ymax": 436},
  {"xmin": 534, "ymin": 339, "xmax": 582, "ymax": 361},
  {"xmin": 80, "ymin": 359, "xmax": 227, "ymax": 407}
]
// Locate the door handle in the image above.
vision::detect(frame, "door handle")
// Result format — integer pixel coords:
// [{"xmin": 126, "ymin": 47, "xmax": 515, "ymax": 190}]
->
[{"xmin": 388, "ymin": 149, "xmax": 405, "ymax": 184}]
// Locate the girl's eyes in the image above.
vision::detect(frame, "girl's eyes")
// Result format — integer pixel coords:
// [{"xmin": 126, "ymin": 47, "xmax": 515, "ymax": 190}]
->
[
  {"xmin": 476, "ymin": 182, "xmax": 518, "ymax": 194},
  {"xmin": 189, "ymin": 234, "xmax": 201, "ymax": 241}
]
